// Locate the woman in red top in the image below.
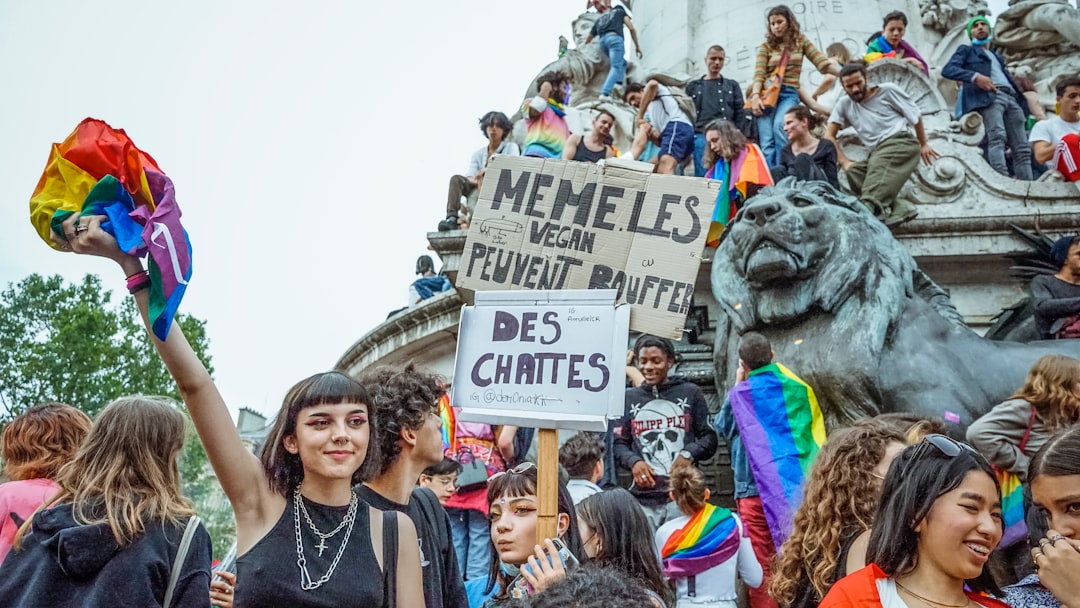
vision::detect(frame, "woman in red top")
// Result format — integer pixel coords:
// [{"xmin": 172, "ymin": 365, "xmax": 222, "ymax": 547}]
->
[{"xmin": 820, "ymin": 434, "xmax": 1010, "ymax": 607}]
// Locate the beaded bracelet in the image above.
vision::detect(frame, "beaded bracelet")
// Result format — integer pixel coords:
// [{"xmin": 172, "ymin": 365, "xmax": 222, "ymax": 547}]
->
[{"xmin": 126, "ymin": 270, "xmax": 151, "ymax": 294}]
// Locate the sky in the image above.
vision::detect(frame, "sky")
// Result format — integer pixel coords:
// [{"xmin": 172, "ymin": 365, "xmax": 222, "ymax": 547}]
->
[{"xmin": 0, "ymin": 0, "xmax": 1010, "ymax": 419}]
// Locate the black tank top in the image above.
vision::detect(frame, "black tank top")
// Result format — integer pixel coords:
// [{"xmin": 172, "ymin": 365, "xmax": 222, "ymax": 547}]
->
[
  {"xmin": 236, "ymin": 493, "xmax": 383, "ymax": 608},
  {"xmin": 573, "ymin": 140, "xmax": 607, "ymax": 163}
]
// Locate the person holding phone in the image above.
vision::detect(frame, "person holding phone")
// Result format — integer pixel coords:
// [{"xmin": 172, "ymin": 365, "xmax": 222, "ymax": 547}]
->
[{"xmin": 480, "ymin": 463, "xmax": 585, "ymax": 606}]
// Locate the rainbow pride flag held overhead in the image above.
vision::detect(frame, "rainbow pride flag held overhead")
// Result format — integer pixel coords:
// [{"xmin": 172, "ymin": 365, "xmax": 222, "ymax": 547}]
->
[
  {"xmin": 997, "ymin": 469, "xmax": 1027, "ymax": 547},
  {"xmin": 660, "ymin": 503, "xmax": 742, "ymax": 578},
  {"xmin": 705, "ymin": 143, "xmax": 773, "ymax": 247},
  {"xmin": 29, "ymin": 118, "xmax": 192, "ymax": 341},
  {"xmin": 728, "ymin": 362, "xmax": 825, "ymax": 549}
]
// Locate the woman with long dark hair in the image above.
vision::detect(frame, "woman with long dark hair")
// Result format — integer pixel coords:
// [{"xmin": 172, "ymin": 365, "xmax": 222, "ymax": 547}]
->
[
  {"xmin": 748, "ymin": 5, "xmax": 839, "ymax": 166},
  {"xmin": 820, "ymin": 434, "xmax": 1009, "ymax": 607},
  {"xmin": 1026, "ymin": 427, "xmax": 1080, "ymax": 604},
  {"xmin": 771, "ymin": 105, "xmax": 839, "ymax": 187}
]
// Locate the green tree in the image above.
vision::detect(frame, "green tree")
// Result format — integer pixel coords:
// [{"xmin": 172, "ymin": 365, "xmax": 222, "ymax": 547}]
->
[{"xmin": 0, "ymin": 273, "xmax": 235, "ymax": 557}]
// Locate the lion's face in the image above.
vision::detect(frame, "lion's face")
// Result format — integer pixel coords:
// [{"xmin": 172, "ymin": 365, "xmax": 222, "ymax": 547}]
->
[{"xmin": 713, "ymin": 180, "xmax": 907, "ymax": 328}]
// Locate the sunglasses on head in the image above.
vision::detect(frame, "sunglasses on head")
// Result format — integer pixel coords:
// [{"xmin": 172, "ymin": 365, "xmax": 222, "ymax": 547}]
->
[
  {"xmin": 488, "ymin": 461, "xmax": 537, "ymax": 483},
  {"xmin": 899, "ymin": 434, "xmax": 989, "ymax": 479}
]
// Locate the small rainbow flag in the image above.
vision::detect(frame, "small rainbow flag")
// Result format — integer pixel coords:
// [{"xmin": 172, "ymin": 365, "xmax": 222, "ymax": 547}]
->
[
  {"xmin": 705, "ymin": 143, "xmax": 773, "ymax": 247},
  {"xmin": 660, "ymin": 503, "xmax": 741, "ymax": 578},
  {"xmin": 29, "ymin": 118, "xmax": 192, "ymax": 341},
  {"xmin": 728, "ymin": 362, "xmax": 825, "ymax": 549},
  {"xmin": 996, "ymin": 468, "xmax": 1027, "ymax": 547},
  {"xmin": 437, "ymin": 393, "xmax": 457, "ymax": 453}
]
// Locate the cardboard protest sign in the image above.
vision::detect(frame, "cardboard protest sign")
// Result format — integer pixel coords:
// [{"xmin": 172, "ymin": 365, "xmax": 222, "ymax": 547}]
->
[
  {"xmin": 453, "ymin": 290, "xmax": 629, "ymax": 431},
  {"xmin": 457, "ymin": 156, "xmax": 718, "ymax": 339}
]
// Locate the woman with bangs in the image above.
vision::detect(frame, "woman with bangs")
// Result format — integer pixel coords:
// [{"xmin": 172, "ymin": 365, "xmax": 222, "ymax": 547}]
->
[
  {"xmin": 770, "ymin": 420, "xmax": 905, "ymax": 608},
  {"xmin": 0, "ymin": 397, "xmax": 212, "ymax": 607},
  {"xmin": 481, "ymin": 463, "xmax": 584, "ymax": 606},
  {"xmin": 43, "ymin": 212, "xmax": 423, "ymax": 607},
  {"xmin": 0, "ymin": 402, "xmax": 91, "ymax": 565},
  {"xmin": 820, "ymin": 434, "xmax": 1010, "ymax": 607},
  {"xmin": 968, "ymin": 354, "xmax": 1080, "ymax": 481}
]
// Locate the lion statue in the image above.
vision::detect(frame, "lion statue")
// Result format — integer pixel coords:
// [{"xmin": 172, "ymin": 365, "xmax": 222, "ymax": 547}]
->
[{"xmin": 711, "ymin": 179, "xmax": 1080, "ymax": 432}]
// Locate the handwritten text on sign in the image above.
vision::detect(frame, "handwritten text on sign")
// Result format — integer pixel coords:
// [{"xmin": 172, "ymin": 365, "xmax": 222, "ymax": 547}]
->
[
  {"xmin": 457, "ymin": 156, "xmax": 718, "ymax": 340},
  {"xmin": 453, "ymin": 291, "xmax": 629, "ymax": 430}
]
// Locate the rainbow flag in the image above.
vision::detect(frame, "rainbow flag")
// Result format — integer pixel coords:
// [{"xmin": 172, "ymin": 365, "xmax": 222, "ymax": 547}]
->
[
  {"xmin": 996, "ymin": 468, "xmax": 1027, "ymax": 547},
  {"xmin": 705, "ymin": 143, "xmax": 773, "ymax": 247},
  {"xmin": 728, "ymin": 362, "xmax": 825, "ymax": 549},
  {"xmin": 29, "ymin": 118, "xmax": 192, "ymax": 341},
  {"xmin": 437, "ymin": 393, "xmax": 457, "ymax": 453},
  {"xmin": 660, "ymin": 503, "xmax": 741, "ymax": 578}
]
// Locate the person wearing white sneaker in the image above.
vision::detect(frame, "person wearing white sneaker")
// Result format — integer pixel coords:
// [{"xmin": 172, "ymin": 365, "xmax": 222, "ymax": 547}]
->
[{"xmin": 583, "ymin": 0, "xmax": 642, "ymax": 100}]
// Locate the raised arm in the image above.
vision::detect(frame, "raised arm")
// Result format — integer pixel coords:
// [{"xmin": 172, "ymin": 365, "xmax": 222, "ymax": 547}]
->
[
  {"xmin": 57, "ymin": 214, "xmax": 272, "ymax": 518},
  {"xmin": 624, "ymin": 17, "xmax": 643, "ymax": 59},
  {"xmin": 634, "ymin": 80, "xmax": 660, "ymax": 123}
]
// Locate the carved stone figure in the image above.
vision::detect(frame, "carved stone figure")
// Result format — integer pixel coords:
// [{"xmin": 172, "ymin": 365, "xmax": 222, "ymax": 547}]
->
[
  {"xmin": 711, "ymin": 179, "xmax": 1080, "ymax": 431},
  {"xmin": 995, "ymin": 0, "xmax": 1080, "ymax": 105}
]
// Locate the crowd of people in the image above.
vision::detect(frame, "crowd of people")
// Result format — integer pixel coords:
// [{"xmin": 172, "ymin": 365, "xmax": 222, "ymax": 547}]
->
[{"xmin": 441, "ymin": 1, "xmax": 1080, "ymax": 235}]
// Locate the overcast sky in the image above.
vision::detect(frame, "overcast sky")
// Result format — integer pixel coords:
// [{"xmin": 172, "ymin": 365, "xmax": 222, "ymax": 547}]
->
[{"xmin": 0, "ymin": 0, "xmax": 1010, "ymax": 419}]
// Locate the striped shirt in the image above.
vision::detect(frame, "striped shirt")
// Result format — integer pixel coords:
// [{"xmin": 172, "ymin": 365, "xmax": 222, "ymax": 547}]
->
[{"xmin": 753, "ymin": 34, "xmax": 832, "ymax": 91}]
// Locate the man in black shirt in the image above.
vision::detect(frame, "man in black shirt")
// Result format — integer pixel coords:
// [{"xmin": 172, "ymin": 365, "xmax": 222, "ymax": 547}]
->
[
  {"xmin": 1032, "ymin": 235, "xmax": 1080, "ymax": 339},
  {"xmin": 584, "ymin": 1, "xmax": 643, "ymax": 100},
  {"xmin": 686, "ymin": 46, "xmax": 749, "ymax": 176},
  {"xmin": 358, "ymin": 364, "xmax": 468, "ymax": 608}
]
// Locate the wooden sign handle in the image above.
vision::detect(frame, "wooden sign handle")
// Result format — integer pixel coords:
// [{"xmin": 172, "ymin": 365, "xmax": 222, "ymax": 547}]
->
[{"xmin": 536, "ymin": 428, "xmax": 560, "ymax": 544}]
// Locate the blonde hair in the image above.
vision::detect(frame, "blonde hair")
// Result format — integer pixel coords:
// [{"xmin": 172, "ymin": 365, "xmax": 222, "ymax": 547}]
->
[
  {"xmin": 1010, "ymin": 355, "xmax": 1080, "ymax": 430},
  {"xmin": 669, "ymin": 465, "xmax": 708, "ymax": 516},
  {"xmin": 770, "ymin": 420, "xmax": 905, "ymax": 605},
  {"xmin": 16, "ymin": 396, "xmax": 195, "ymax": 547},
  {"xmin": 2, "ymin": 403, "xmax": 91, "ymax": 481}
]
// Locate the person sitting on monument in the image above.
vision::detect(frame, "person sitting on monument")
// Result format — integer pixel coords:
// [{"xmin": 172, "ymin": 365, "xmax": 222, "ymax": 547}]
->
[
  {"xmin": 625, "ymin": 80, "xmax": 695, "ymax": 175},
  {"xmin": 701, "ymin": 119, "xmax": 773, "ymax": 246},
  {"xmin": 687, "ymin": 45, "xmax": 750, "ymax": 177},
  {"xmin": 863, "ymin": 11, "xmax": 929, "ymax": 75},
  {"xmin": 771, "ymin": 105, "xmax": 839, "ymax": 187},
  {"xmin": 559, "ymin": 432, "xmax": 605, "ymax": 505},
  {"xmin": 748, "ymin": 5, "xmax": 839, "ymax": 167},
  {"xmin": 824, "ymin": 61, "xmax": 938, "ymax": 227},
  {"xmin": 1031, "ymin": 235, "xmax": 1080, "ymax": 339},
  {"xmin": 562, "ymin": 109, "xmax": 617, "ymax": 163},
  {"xmin": 408, "ymin": 255, "xmax": 452, "ymax": 306},
  {"xmin": 1030, "ymin": 77, "xmax": 1080, "ymax": 179},
  {"xmin": 942, "ymin": 15, "xmax": 1033, "ymax": 181},
  {"xmin": 582, "ymin": 0, "xmax": 642, "ymax": 101},
  {"xmin": 808, "ymin": 43, "xmax": 852, "ymax": 114},
  {"xmin": 522, "ymin": 70, "xmax": 573, "ymax": 159},
  {"xmin": 614, "ymin": 335, "xmax": 717, "ymax": 531},
  {"xmin": 713, "ymin": 331, "xmax": 819, "ymax": 608},
  {"xmin": 441, "ymin": 111, "xmax": 520, "ymax": 232}
]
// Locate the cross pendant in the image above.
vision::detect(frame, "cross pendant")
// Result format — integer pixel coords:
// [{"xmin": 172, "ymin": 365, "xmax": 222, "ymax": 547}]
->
[{"xmin": 316, "ymin": 537, "xmax": 328, "ymax": 557}]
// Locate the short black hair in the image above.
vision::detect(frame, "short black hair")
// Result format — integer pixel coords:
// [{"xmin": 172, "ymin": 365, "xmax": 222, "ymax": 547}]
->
[
  {"xmin": 1056, "ymin": 76, "xmax": 1080, "ymax": 98},
  {"xmin": 422, "ymin": 457, "xmax": 462, "ymax": 477},
  {"xmin": 882, "ymin": 10, "xmax": 908, "ymax": 27},
  {"xmin": 536, "ymin": 70, "xmax": 570, "ymax": 93},
  {"xmin": 594, "ymin": 108, "xmax": 616, "ymax": 123},
  {"xmin": 559, "ymin": 432, "xmax": 604, "ymax": 479},
  {"xmin": 738, "ymin": 332, "xmax": 773, "ymax": 370},
  {"xmin": 416, "ymin": 255, "xmax": 435, "ymax": 275},
  {"xmin": 634, "ymin": 334, "xmax": 676, "ymax": 363},
  {"xmin": 839, "ymin": 60, "xmax": 868, "ymax": 80},
  {"xmin": 479, "ymin": 111, "xmax": 513, "ymax": 139}
]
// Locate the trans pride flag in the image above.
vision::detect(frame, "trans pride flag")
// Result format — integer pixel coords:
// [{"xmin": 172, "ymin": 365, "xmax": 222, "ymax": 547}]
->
[
  {"xmin": 728, "ymin": 362, "xmax": 825, "ymax": 549},
  {"xmin": 29, "ymin": 118, "xmax": 192, "ymax": 341},
  {"xmin": 704, "ymin": 143, "xmax": 772, "ymax": 247},
  {"xmin": 660, "ymin": 503, "xmax": 742, "ymax": 578}
]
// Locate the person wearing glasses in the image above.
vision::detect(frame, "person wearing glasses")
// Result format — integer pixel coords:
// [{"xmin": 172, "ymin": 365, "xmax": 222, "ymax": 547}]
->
[
  {"xmin": 481, "ymin": 463, "xmax": 585, "ymax": 606},
  {"xmin": 770, "ymin": 420, "xmax": 905, "ymax": 608},
  {"xmin": 418, "ymin": 458, "xmax": 462, "ymax": 507},
  {"xmin": 820, "ymin": 435, "xmax": 1010, "ymax": 607},
  {"xmin": 1027, "ymin": 426, "xmax": 1080, "ymax": 605}
]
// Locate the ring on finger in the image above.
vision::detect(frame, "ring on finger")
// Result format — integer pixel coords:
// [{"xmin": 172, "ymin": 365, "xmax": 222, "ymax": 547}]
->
[
  {"xmin": 1040, "ymin": 538, "xmax": 1053, "ymax": 548},
  {"xmin": 1049, "ymin": 534, "xmax": 1067, "ymax": 544},
  {"xmin": 1033, "ymin": 550, "xmax": 1044, "ymax": 565},
  {"xmin": 74, "ymin": 224, "xmax": 89, "ymax": 234}
]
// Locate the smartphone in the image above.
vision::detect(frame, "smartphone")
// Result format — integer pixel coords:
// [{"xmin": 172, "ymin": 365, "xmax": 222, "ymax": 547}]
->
[
  {"xmin": 549, "ymin": 537, "xmax": 580, "ymax": 569},
  {"xmin": 212, "ymin": 543, "xmax": 237, "ymax": 582}
]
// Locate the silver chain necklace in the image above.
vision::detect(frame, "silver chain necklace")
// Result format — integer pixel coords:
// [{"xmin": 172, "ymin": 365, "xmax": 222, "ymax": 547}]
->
[{"xmin": 293, "ymin": 484, "xmax": 358, "ymax": 590}]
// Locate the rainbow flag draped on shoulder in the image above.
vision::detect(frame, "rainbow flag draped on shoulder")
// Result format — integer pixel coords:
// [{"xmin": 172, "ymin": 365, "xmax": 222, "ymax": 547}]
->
[
  {"xmin": 704, "ymin": 143, "xmax": 772, "ymax": 247},
  {"xmin": 728, "ymin": 362, "xmax": 825, "ymax": 549},
  {"xmin": 661, "ymin": 503, "xmax": 741, "ymax": 578},
  {"xmin": 29, "ymin": 118, "xmax": 192, "ymax": 341}
]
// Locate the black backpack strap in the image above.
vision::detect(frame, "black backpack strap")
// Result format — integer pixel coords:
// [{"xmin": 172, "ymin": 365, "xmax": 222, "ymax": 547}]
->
[
  {"xmin": 382, "ymin": 511, "xmax": 399, "ymax": 608},
  {"xmin": 412, "ymin": 487, "xmax": 450, "ymax": 552},
  {"xmin": 687, "ymin": 574, "xmax": 696, "ymax": 597}
]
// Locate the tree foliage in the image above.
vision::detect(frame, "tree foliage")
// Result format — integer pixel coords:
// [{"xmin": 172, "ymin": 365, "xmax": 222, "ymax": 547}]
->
[{"xmin": 0, "ymin": 273, "xmax": 234, "ymax": 556}]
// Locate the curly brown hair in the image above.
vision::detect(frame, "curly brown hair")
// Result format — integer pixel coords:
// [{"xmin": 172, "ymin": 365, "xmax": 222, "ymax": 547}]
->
[
  {"xmin": 702, "ymin": 120, "xmax": 749, "ymax": 170},
  {"xmin": 1010, "ymin": 354, "xmax": 1080, "ymax": 431},
  {"xmin": 769, "ymin": 419, "xmax": 905, "ymax": 606},
  {"xmin": 359, "ymin": 362, "xmax": 446, "ymax": 477},
  {"xmin": 1, "ymin": 402, "xmax": 91, "ymax": 481}
]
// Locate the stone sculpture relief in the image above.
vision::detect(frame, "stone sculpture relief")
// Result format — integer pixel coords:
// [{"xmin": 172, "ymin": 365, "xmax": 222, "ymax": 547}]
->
[
  {"xmin": 711, "ymin": 179, "xmax": 1080, "ymax": 431},
  {"xmin": 995, "ymin": 0, "xmax": 1080, "ymax": 108}
]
